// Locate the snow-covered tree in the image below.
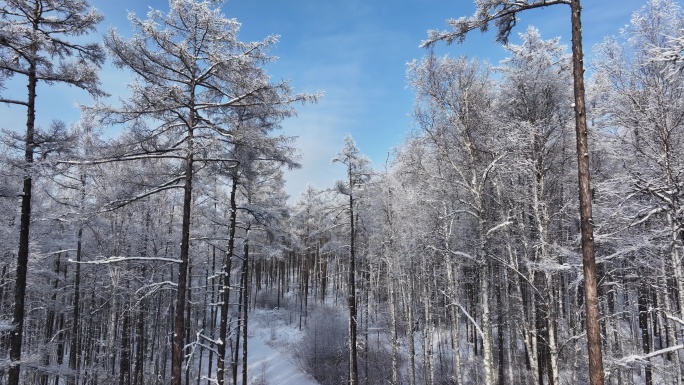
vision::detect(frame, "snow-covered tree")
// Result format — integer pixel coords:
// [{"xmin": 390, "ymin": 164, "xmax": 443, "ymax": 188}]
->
[
  {"xmin": 423, "ymin": 1, "xmax": 604, "ymax": 383},
  {"xmin": 86, "ymin": 1, "xmax": 316, "ymax": 384},
  {"xmin": 333, "ymin": 135, "xmax": 372, "ymax": 385},
  {"xmin": 407, "ymin": 53, "xmax": 504, "ymax": 384},
  {"xmin": 592, "ymin": 1, "xmax": 684, "ymax": 381},
  {"xmin": 496, "ymin": 27, "xmax": 574, "ymax": 385}
]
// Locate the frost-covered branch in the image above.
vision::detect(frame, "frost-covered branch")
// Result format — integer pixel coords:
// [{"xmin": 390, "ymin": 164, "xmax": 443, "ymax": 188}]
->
[
  {"xmin": 421, "ymin": 0, "xmax": 570, "ymax": 47},
  {"xmin": 56, "ymin": 148, "xmax": 185, "ymax": 165},
  {"xmin": 101, "ymin": 175, "xmax": 185, "ymax": 211}
]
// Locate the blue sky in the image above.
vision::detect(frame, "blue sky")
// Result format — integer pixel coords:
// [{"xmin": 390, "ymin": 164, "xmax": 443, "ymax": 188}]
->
[{"xmin": 0, "ymin": 0, "xmax": 663, "ymax": 202}]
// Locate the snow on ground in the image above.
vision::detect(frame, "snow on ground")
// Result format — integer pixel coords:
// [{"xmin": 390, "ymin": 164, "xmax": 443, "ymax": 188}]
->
[{"xmin": 245, "ymin": 309, "xmax": 320, "ymax": 385}]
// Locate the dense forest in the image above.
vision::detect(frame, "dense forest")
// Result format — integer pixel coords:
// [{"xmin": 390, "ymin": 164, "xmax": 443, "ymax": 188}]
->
[{"xmin": 2, "ymin": 0, "xmax": 684, "ymax": 384}]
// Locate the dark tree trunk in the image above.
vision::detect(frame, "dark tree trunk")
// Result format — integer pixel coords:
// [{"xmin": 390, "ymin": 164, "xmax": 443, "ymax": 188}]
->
[
  {"xmin": 241, "ymin": 237, "xmax": 249, "ymax": 385},
  {"xmin": 638, "ymin": 286, "xmax": 652, "ymax": 385},
  {"xmin": 172, "ymin": 122, "xmax": 194, "ymax": 385},
  {"xmin": 56, "ymin": 313, "xmax": 66, "ymax": 375},
  {"xmin": 206, "ymin": 244, "xmax": 217, "ymax": 385},
  {"xmin": 119, "ymin": 308, "xmax": 131, "ymax": 385},
  {"xmin": 8, "ymin": 8, "xmax": 38, "ymax": 382},
  {"xmin": 185, "ymin": 264, "xmax": 192, "ymax": 385},
  {"xmin": 217, "ymin": 177, "xmax": 237, "ymax": 385},
  {"xmin": 233, "ymin": 270, "xmax": 244, "ymax": 385}
]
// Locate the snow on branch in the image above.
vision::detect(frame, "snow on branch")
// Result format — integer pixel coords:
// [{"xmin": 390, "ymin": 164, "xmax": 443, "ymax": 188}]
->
[
  {"xmin": 648, "ymin": 34, "xmax": 684, "ymax": 79},
  {"xmin": 596, "ymin": 245, "xmax": 644, "ymax": 263},
  {"xmin": 441, "ymin": 289, "xmax": 485, "ymax": 339},
  {"xmin": 664, "ymin": 312, "xmax": 684, "ymax": 327},
  {"xmin": 478, "ymin": 154, "xmax": 505, "ymax": 192},
  {"xmin": 613, "ymin": 310, "xmax": 684, "ymax": 367},
  {"xmin": 134, "ymin": 281, "xmax": 179, "ymax": 303},
  {"xmin": 453, "ymin": 301, "xmax": 485, "ymax": 340},
  {"xmin": 426, "ymin": 245, "xmax": 478, "ymax": 262},
  {"xmin": 629, "ymin": 206, "xmax": 666, "ymax": 228},
  {"xmin": 485, "ymin": 220, "xmax": 512, "ymax": 238},
  {"xmin": 615, "ymin": 344, "xmax": 684, "ymax": 367},
  {"xmin": 69, "ymin": 256, "xmax": 182, "ymax": 264}
]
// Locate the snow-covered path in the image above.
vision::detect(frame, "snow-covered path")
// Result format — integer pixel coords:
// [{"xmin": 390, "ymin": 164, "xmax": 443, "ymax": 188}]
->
[
  {"xmin": 245, "ymin": 335, "xmax": 319, "ymax": 385},
  {"xmin": 244, "ymin": 311, "xmax": 320, "ymax": 385}
]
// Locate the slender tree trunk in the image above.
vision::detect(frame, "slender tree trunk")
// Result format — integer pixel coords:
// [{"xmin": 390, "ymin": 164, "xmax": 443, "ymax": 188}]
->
[
  {"xmin": 657, "ymin": 271, "xmax": 681, "ymax": 385},
  {"xmin": 348, "ymin": 187, "xmax": 359, "ymax": 385},
  {"xmin": 241, "ymin": 236, "xmax": 249, "ymax": 385},
  {"xmin": 473, "ymin": 208, "xmax": 495, "ymax": 385},
  {"xmin": 207, "ymin": 248, "xmax": 217, "ymax": 385},
  {"xmin": 388, "ymin": 262, "xmax": 399, "ymax": 385},
  {"xmin": 172, "ymin": 119, "xmax": 195, "ymax": 385},
  {"xmin": 233, "ymin": 270, "xmax": 244, "ymax": 385},
  {"xmin": 423, "ymin": 267, "xmax": 434, "ymax": 385},
  {"xmin": 119, "ymin": 307, "xmax": 131, "ymax": 385},
  {"xmin": 320, "ymin": 244, "xmax": 327, "ymax": 304},
  {"xmin": 570, "ymin": 2, "xmax": 604, "ymax": 383},
  {"xmin": 185, "ymin": 264, "xmax": 193, "ymax": 385},
  {"xmin": 546, "ymin": 276, "xmax": 559, "ymax": 385},
  {"xmin": 303, "ymin": 255, "xmax": 309, "ymax": 326},
  {"xmin": 107, "ymin": 273, "xmax": 120, "ymax": 377},
  {"xmin": 41, "ymin": 254, "xmax": 62, "ymax": 385},
  {"xmin": 69, "ymin": 223, "xmax": 84, "ymax": 385},
  {"xmin": 522, "ymin": 276, "xmax": 540, "ymax": 385},
  {"xmin": 134, "ymin": 296, "xmax": 145, "ymax": 385},
  {"xmin": 363, "ymin": 266, "xmax": 370, "ymax": 385},
  {"xmin": 56, "ymin": 309, "xmax": 66, "ymax": 381},
  {"xmin": 443, "ymin": 215, "xmax": 463, "ymax": 385},
  {"xmin": 497, "ymin": 266, "xmax": 506, "ymax": 385},
  {"xmin": 638, "ymin": 286, "xmax": 652, "ymax": 385},
  {"xmin": 480, "ymin": 260, "xmax": 495, "ymax": 385},
  {"xmin": 405, "ymin": 276, "xmax": 416, "ymax": 385},
  {"xmin": 134, "ymin": 214, "xmax": 150, "ymax": 385},
  {"xmin": 217, "ymin": 177, "xmax": 237, "ymax": 385},
  {"xmin": 8, "ymin": 7, "xmax": 38, "ymax": 384}
]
